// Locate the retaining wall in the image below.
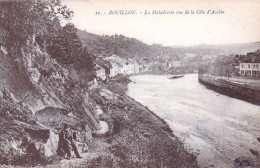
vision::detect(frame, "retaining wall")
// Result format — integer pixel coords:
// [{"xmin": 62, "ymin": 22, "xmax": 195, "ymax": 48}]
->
[{"xmin": 198, "ymin": 75, "xmax": 260, "ymax": 105}]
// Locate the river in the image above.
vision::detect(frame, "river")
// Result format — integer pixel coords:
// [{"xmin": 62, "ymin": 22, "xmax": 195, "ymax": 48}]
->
[{"xmin": 127, "ymin": 74, "xmax": 260, "ymax": 167}]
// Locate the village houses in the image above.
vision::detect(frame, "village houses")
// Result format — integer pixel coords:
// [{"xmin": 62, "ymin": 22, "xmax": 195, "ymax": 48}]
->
[
  {"xmin": 95, "ymin": 65, "xmax": 106, "ymax": 80},
  {"xmin": 123, "ymin": 60, "xmax": 135, "ymax": 75},
  {"xmin": 240, "ymin": 61, "xmax": 260, "ymax": 78},
  {"xmin": 95, "ymin": 54, "xmax": 145, "ymax": 79},
  {"xmin": 239, "ymin": 51, "xmax": 260, "ymax": 78}
]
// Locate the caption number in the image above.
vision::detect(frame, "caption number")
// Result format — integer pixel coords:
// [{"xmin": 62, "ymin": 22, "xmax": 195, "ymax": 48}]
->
[{"xmin": 95, "ymin": 11, "xmax": 102, "ymax": 15}]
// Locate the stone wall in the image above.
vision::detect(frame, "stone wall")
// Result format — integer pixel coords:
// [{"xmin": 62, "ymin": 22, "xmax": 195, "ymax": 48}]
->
[{"xmin": 198, "ymin": 75, "xmax": 260, "ymax": 105}]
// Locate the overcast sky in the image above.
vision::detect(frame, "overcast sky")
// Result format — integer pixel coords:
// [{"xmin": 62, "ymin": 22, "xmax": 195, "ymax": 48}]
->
[{"xmin": 63, "ymin": 0, "xmax": 260, "ymax": 46}]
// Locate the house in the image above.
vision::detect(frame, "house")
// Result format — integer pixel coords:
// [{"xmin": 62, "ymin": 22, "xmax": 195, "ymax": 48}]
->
[
  {"xmin": 124, "ymin": 60, "xmax": 135, "ymax": 74},
  {"xmin": 171, "ymin": 60, "xmax": 181, "ymax": 68},
  {"xmin": 109, "ymin": 63, "xmax": 117, "ymax": 77},
  {"xmin": 141, "ymin": 59, "xmax": 150, "ymax": 72},
  {"xmin": 134, "ymin": 60, "xmax": 142, "ymax": 73},
  {"xmin": 100, "ymin": 62, "xmax": 111, "ymax": 79},
  {"xmin": 240, "ymin": 62, "xmax": 260, "ymax": 77},
  {"xmin": 109, "ymin": 62, "xmax": 124, "ymax": 77},
  {"xmin": 96, "ymin": 65, "xmax": 106, "ymax": 80},
  {"xmin": 99, "ymin": 55, "xmax": 144, "ymax": 77},
  {"xmin": 103, "ymin": 55, "xmax": 125, "ymax": 76},
  {"xmin": 239, "ymin": 54, "xmax": 260, "ymax": 78}
]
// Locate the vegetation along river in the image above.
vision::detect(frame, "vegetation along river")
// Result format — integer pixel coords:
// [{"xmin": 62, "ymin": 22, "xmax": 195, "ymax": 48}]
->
[{"xmin": 127, "ymin": 74, "xmax": 260, "ymax": 167}]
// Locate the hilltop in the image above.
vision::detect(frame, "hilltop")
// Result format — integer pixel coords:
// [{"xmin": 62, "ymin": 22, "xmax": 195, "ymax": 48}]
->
[
  {"xmin": 78, "ymin": 30, "xmax": 156, "ymax": 58},
  {"xmin": 187, "ymin": 42, "xmax": 260, "ymax": 55},
  {"xmin": 78, "ymin": 29, "xmax": 260, "ymax": 60}
]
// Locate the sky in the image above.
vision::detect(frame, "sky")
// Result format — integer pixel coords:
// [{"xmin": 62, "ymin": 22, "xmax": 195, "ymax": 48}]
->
[{"xmin": 63, "ymin": 0, "xmax": 260, "ymax": 46}]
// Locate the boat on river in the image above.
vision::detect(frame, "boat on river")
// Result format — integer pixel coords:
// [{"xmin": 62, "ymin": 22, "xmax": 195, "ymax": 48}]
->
[{"xmin": 169, "ymin": 75, "xmax": 184, "ymax": 79}]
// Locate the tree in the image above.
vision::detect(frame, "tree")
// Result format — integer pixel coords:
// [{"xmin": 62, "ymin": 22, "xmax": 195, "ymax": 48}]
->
[
  {"xmin": 76, "ymin": 47, "xmax": 96, "ymax": 82},
  {"xmin": 0, "ymin": 0, "xmax": 95, "ymax": 82},
  {"xmin": 0, "ymin": 0, "xmax": 73, "ymax": 57}
]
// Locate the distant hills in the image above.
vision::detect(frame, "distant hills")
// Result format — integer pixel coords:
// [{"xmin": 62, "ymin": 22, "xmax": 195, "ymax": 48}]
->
[
  {"xmin": 78, "ymin": 29, "xmax": 260, "ymax": 60},
  {"xmin": 183, "ymin": 42, "xmax": 260, "ymax": 55}
]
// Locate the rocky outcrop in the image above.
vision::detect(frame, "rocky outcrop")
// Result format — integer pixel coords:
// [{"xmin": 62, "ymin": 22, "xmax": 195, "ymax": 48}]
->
[
  {"xmin": 0, "ymin": 86, "xmax": 51, "ymax": 165},
  {"xmin": 0, "ymin": 38, "xmax": 102, "ymax": 165}
]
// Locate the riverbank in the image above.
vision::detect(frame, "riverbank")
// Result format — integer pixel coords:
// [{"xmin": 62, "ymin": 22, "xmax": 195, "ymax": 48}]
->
[
  {"xmin": 127, "ymin": 74, "xmax": 260, "ymax": 167},
  {"xmin": 25, "ymin": 76, "xmax": 199, "ymax": 168},
  {"xmin": 198, "ymin": 74, "xmax": 260, "ymax": 105},
  {"xmin": 103, "ymin": 76, "xmax": 199, "ymax": 167}
]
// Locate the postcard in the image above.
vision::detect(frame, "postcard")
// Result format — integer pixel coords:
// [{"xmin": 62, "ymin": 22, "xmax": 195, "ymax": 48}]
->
[{"xmin": 0, "ymin": 0, "xmax": 259, "ymax": 167}]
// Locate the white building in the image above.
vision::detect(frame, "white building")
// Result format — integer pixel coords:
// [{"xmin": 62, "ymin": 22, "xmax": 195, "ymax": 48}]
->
[
  {"xmin": 109, "ymin": 63, "xmax": 118, "ymax": 77},
  {"xmin": 240, "ymin": 62, "xmax": 260, "ymax": 77},
  {"xmin": 171, "ymin": 61, "xmax": 181, "ymax": 68},
  {"xmin": 102, "ymin": 55, "xmax": 144, "ymax": 77},
  {"xmin": 134, "ymin": 61, "xmax": 142, "ymax": 73},
  {"xmin": 124, "ymin": 60, "xmax": 135, "ymax": 75},
  {"xmin": 110, "ymin": 62, "xmax": 126, "ymax": 77},
  {"xmin": 96, "ymin": 65, "xmax": 106, "ymax": 80}
]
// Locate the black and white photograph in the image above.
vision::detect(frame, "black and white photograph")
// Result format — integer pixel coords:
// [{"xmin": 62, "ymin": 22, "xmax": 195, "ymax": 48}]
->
[{"xmin": 0, "ymin": 0, "xmax": 260, "ymax": 167}]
